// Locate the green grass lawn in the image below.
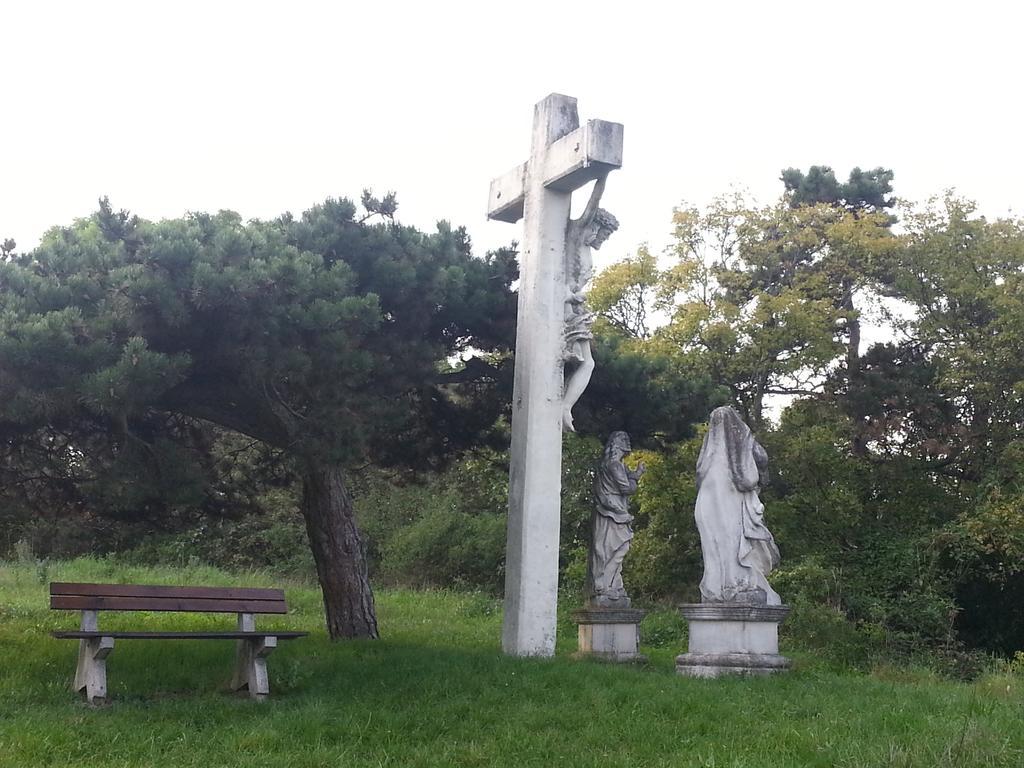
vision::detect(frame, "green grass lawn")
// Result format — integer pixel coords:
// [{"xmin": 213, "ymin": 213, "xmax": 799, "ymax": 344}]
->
[{"xmin": 1, "ymin": 558, "xmax": 1021, "ymax": 767}]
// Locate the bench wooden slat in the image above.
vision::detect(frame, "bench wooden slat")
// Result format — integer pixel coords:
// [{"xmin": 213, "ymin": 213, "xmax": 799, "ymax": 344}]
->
[
  {"xmin": 51, "ymin": 595, "xmax": 289, "ymax": 614},
  {"xmin": 52, "ymin": 631, "xmax": 308, "ymax": 640},
  {"xmin": 50, "ymin": 582, "xmax": 284, "ymax": 601}
]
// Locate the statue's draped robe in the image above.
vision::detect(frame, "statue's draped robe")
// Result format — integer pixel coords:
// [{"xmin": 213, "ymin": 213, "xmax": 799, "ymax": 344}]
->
[
  {"xmin": 588, "ymin": 456, "xmax": 638, "ymax": 603},
  {"xmin": 562, "ymin": 222, "xmax": 595, "ymax": 368},
  {"xmin": 695, "ymin": 407, "xmax": 781, "ymax": 605}
]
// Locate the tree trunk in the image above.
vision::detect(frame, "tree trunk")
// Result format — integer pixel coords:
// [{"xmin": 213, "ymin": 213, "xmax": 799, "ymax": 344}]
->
[
  {"xmin": 843, "ymin": 284, "xmax": 861, "ymax": 377},
  {"xmin": 843, "ymin": 283, "xmax": 868, "ymax": 458},
  {"xmin": 300, "ymin": 462, "xmax": 379, "ymax": 639},
  {"xmin": 749, "ymin": 373, "xmax": 768, "ymax": 433}
]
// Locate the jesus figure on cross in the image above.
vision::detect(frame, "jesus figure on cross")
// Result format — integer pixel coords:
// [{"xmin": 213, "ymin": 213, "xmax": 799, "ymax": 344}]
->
[{"xmin": 562, "ymin": 175, "xmax": 619, "ymax": 432}]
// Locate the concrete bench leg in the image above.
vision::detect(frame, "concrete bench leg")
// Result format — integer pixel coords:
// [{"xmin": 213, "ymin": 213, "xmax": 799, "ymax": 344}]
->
[
  {"xmin": 232, "ymin": 613, "xmax": 277, "ymax": 700},
  {"xmin": 73, "ymin": 611, "xmax": 114, "ymax": 704}
]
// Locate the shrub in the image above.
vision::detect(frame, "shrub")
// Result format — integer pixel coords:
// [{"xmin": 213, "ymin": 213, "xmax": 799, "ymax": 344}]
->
[
  {"xmin": 640, "ymin": 609, "xmax": 687, "ymax": 648},
  {"xmin": 624, "ymin": 439, "xmax": 703, "ymax": 601},
  {"xmin": 781, "ymin": 600, "xmax": 886, "ymax": 670},
  {"xmin": 381, "ymin": 500, "xmax": 506, "ymax": 591},
  {"xmin": 125, "ymin": 489, "xmax": 314, "ymax": 575}
]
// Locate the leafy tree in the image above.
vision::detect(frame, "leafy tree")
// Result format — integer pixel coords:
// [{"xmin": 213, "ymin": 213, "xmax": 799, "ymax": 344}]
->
[
  {"xmin": 581, "ymin": 246, "xmax": 724, "ymax": 444},
  {"xmin": 633, "ymin": 167, "xmax": 896, "ymax": 433},
  {"xmin": 587, "ymin": 245, "xmax": 662, "ymax": 340},
  {"xmin": 774, "ymin": 196, "xmax": 1024, "ymax": 655},
  {"xmin": 0, "ymin": 196, "xmax": 517, "ymax": 638},
  {"xmin": 659, "ymin": 195, "xmax": 844, "ymax": 428},
  {"xmin": 870, "ymin": 196, "xmax": 1024, "ymax": 653},
  {"xmin": 778, "ymin": 166, "xmax": 897, "ymax": 431},
  {"xmin": 592, "ymin": 179, "xmax": 1022, "ymax": 660},
  {"xmin": 887, "ymin": 195, "xmax": 1024, "ymax": 478}
]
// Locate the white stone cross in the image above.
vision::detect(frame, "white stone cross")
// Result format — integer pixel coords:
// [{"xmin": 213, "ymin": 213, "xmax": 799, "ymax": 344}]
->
[{"xmin": 487, "ymin": 93, "xmax": 623, "ymax": 656}]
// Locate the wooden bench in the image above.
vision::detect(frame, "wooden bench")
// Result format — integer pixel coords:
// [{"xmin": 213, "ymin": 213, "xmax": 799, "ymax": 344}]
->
[{"xmin": 50, "ymin": 582, "xmax": 308, "ymax": 703}]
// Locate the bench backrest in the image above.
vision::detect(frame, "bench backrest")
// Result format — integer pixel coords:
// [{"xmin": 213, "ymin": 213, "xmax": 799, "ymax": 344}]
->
[{"xmin": 50, "ymin": 583, "xmax": 289, "ymax": 614}]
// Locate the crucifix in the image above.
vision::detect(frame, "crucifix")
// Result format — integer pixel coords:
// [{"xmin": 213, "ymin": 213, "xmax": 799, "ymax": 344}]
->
[{"xmin": 487, "ymin": 93, "xmax": 623, "ymax": 656}]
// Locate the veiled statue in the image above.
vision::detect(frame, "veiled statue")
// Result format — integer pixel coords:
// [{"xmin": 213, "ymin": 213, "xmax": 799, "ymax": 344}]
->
[
  {"xmin": 695, "ymin": 406, "xmax": 781, "ymax": 605},
  {"xmin": 587, "ymin": 431, "xmax": 645, "ymax": 607}
]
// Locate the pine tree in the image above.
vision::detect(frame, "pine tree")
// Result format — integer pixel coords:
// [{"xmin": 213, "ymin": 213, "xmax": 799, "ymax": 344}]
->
[{"xmin": 0, "ymin": 195, "xmax": 518, "ymax": 638}]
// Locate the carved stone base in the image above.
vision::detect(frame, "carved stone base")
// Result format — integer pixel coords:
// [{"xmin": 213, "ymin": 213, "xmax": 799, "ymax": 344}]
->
[
  {"xmin": 675, "ymin": 604, "xmax": 791, "ymax": 678},
  {"xmin": 572, "ymin": 608, "xmax": 646, "ymax": 662}
]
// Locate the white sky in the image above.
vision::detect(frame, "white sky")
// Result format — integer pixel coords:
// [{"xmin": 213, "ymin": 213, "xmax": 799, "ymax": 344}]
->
[{"xmin": 3, "ymin": 0, "xmax": 1022, "ymax": 276}]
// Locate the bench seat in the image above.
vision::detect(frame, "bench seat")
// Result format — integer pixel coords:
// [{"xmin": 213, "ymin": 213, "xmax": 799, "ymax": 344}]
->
[
  {"xmin": 50, "ymin": 581, "xmax": 307, "ymax": 703},
  {"xmin": 52, "ymin": 631, "xmax": 308, "ymax": 640}
]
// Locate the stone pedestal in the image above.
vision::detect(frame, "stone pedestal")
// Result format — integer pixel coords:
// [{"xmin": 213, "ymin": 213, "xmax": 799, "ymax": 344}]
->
[
  {"xmin": 675, "ymin": 604, "xmax": 791, "ymax": 678},
  {"xmin": 572, "ymin": 608, "xmax": 646, "ymax": 662}
]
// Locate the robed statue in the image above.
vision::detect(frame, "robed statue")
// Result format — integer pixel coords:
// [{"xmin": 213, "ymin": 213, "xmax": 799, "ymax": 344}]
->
[
  {"xmin": 587, "ymin": 431, "xmax": 645, "ymax": 607},
  {"xmin": 694, "ymin": 406, "xmax": 781, "ymax": 605}
]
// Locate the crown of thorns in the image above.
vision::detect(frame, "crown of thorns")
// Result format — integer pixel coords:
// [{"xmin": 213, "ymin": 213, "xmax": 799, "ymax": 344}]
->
[{"xmin": 592, "ymin": 208, "xmax": 619, "ymax": 232}]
